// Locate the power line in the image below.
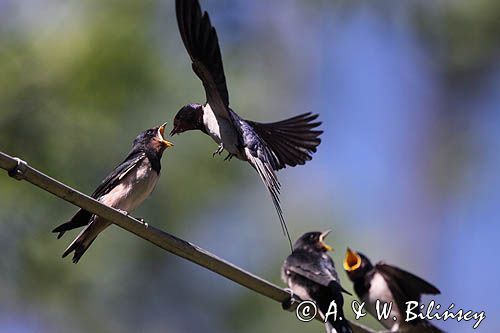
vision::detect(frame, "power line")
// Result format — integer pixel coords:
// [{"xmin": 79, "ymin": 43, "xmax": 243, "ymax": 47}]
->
[{"xmin": 0, "ymin": 150, "xmax": 380, "ymax": 333}]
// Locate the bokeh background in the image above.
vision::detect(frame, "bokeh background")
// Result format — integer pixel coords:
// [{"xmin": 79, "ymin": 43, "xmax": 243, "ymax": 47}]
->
[{"xmin": 1, "ymin": 0, "xmax": 498, "ymax": 332}]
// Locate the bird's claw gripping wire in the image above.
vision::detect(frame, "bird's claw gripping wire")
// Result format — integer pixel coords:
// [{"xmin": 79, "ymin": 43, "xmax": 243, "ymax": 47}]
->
[
  {"xmin": 282, "ymin": 288, "xmax": 300, "ymax": 310},
  {"xmin": 116, "ymin": 209, "xmax": 148, "ymax": 227}
]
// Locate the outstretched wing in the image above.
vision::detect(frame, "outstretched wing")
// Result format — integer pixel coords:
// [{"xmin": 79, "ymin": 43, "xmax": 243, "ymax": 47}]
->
[
  {"xmin": 247, "ymin": 112, "xmax": 323, "ymax": 170},
  {"xmin": 176, "ymin": 0, "xmax": 230, "ymax": 120},
  {"xmin": 376, "ymin": 263, "xmax": 440, "ymax": 314}
]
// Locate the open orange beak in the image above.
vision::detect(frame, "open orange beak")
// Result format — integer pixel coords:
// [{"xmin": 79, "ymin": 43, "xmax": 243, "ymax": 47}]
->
[
  {"xmin": 343, "ymin": 247, "xmax": 362, "ymax": 272},
  {"xmin": 158, "ymin": 123, "xmax": 174, "ymax": 148},
  {"xmin": 319, "ymin": 230, "xmax": 333, "ymax": 251}
]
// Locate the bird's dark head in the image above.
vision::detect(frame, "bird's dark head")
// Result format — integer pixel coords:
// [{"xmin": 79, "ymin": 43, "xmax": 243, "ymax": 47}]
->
[
  {"xmin": 343, "ymin": 248, "xmax": 373, "ymax": 281},
  {"xmin": 170, "ymin": 103, "xmax": 204, "ymax": 136},
  {"xmin": 134, "ymin": 122, "xmax": 174, "ymax": 157},
  {"xmin": 293, "ymin": 230, "xmax": 333, "ymax": 253}
]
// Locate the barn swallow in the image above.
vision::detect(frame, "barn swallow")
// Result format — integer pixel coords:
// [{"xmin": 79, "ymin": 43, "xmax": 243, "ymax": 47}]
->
[
  {"xmin": 52, "ymin": 123, "xmax": 173, "ymax": 263},
  {"xmin": 171, "ymin": 0, "xmax": 322, "ymax": 246},
  {"xmin": 343, "ymin": 248, "xmax": 444, "ymax": 332},
  {"xmin": 282, "ymin": 231, "xmax": 353, "ymax": 333}
]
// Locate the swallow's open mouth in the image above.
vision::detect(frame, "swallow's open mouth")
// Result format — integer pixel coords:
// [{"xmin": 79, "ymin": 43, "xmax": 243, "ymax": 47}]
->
[
  {"xmin": 158, "ymin": 123, "xmax": 174, "ymax": 148},
  {"xmin": 319, "ymin": 230, "xmax": 333, "ymax": 251},
  {"xmin": 343, "ymin": 247, "xmax": 361, "ymax": 271}
]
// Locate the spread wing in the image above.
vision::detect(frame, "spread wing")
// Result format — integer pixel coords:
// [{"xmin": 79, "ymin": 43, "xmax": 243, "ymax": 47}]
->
[
  {"xmin": 176, "ymin": 0, "xmax": 231, "ymax": 120},
  {"xmin": 376, "ymin": 263, "xmax": 440, "ymax": 313},
  {"xmin": 247, "ymin": 112, "xmax": 323, "ymax": 170}
]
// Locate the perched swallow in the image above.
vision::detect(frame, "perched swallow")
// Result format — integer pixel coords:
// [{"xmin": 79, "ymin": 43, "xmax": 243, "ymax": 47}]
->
[
  {"xmin": 343, "ymin": 248, "xmax": 444, "ymax": 332},
  {"xmin": 172, "ymin": 0, "xmax": 322, "ymax": 246},
  {"xmin": 52, "ymin": 124, "xmax": 173, "ymax": 263},
  {"xmin": 282, "ymin": 231, "xmax": 353, "ymax": 333}
]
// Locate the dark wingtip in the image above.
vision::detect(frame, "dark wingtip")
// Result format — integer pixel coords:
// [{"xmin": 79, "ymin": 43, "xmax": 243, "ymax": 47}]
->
[{"xmin": 430, "ymin": 286, "xmax": 441, "ymax": 295}]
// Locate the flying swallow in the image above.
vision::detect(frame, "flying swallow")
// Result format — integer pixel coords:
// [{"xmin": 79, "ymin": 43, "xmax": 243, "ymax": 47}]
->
[
  {"xmin": 282, "ymin": 231, "xmax": 353, "ymax": 333},
  {"xmin": 344, "ymin": 248, "xmax": 444, "ymax": 332},
  {"xmin": 171, "ymin": 0, "xmax": 323, "ymax": 246},
  {"xmin": 52, "ymin": 124, "xmax": 174, "ymax": 263}
]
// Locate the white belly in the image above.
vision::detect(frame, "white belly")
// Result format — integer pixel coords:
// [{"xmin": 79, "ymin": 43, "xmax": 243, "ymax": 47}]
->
[
  {"xmin": 363, "ymin": 272, "xmax": 402, "ymax": 330},
  {"xmin": 99, "ymin": 158, "xmax": 159, "ymax": 212},
  {"xmin": 202, "ymin": 104, "xmax": 240, "ymax": 155}
]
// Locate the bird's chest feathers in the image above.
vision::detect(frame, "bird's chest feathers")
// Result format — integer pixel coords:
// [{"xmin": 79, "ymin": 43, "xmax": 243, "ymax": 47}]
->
[
  {"xmin": 202, "ymin": 104, "xmax": 239, "ymax": 154},
  {"xmin": 363, "ymin": 272, "xmax": 402, "ymax": 329},
  {"xmin": 285, "ymin": 272, "xmax": 313, "ymax": 302},
  {"xmin": 100, "ymin": 158, "xmax": 159, "ymax": 212}
]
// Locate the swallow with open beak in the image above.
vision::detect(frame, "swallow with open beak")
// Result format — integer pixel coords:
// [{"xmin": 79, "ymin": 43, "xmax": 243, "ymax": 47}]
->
[
  {"xmin": 52, "ymin": 123, "xmax": 173, "ymax": 263},
  {"xmin": 343, "ymin": 248, "xmax": 444, "ymax": 332},
  {"xmin": 171, "ymin": 0, "xmax": 323, "ymax": 247},
  {"xmin": 281, "ymin": 231, "xmax": 353, "ymax": 333}
]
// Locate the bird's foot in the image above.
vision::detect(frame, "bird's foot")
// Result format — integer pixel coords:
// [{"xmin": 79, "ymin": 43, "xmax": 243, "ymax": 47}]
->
[
  {"xmin": 212, "ymin": 143, "xmax": 224, "ymax": 157},
  {"xmin": 116, "ymin": 209, "xmax": 129, "ymax": 216},
  {"xmin": 116, "ymin": 209, "xmax": 148, "ymax": 227},
  {"xmin": 132, "ymin": 215, "xmax": 149, "ymax": 227},
  {"xmin": 282, "ymin": 288, "xmax": 299, "ymax": 310},
  {"xmin": 136, "ymin": 217, "xmax": 148, "ymax": 228},
  {"xmin": 224, "ymin": 153, "xmax": 234, "ymax": 161}
]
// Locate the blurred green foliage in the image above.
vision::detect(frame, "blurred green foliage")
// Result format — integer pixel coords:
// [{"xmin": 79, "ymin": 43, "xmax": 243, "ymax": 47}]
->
[{"xmin": 0, "ymin": 0, "xmax": 498, "ymax": 332}]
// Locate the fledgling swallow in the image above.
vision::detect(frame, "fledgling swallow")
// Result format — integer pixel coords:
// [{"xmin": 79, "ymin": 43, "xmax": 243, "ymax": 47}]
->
[
  {"xmin": 282, "ymin": 231, "xmax": 353, "ymax": 333},
  {"xmin": 171, "ymin": 0, "xmax": 322, "ymax": 247},
  {"xmin": 343, "ymin": 248, "xmax": 444, "ymax": 332},
  {"xmin": 52, "ymin": 123, "xmax": 174, "ymax": 263}
]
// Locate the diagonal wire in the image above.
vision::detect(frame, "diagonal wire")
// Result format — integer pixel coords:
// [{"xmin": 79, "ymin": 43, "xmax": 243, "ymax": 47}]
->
[{"xmin": 0, "ymin": 150, "xmax": 380, "ymax": 333}]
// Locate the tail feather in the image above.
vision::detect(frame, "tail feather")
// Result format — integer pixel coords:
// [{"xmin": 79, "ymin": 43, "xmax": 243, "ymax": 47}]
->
[
  {"xmin": 52, "ymin": 209, "xmax": 92, "ymax": 239},
  {"xmin": 247, "ymin": 112, "xmax": 323, "ymax": 170},
  {"xmin": 61, "ymin": 219, "xmax": 106, "ymax": 263},
  {"xmin": 246, "ymin": 151, "xmax": 292, "ymax": 250}
]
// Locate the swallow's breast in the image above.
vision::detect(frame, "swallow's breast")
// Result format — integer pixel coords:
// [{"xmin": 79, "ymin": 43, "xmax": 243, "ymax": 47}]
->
[
  {"xmin": 202, "ymin": 103, "xmax": 240, "ymax": 155},
  {"xmin": 100, "ymin": 158, "xmax": 159, "ymax": 213},
  {"xmin": 363, "ymin": 272, "xmax": 402, "ymax": 329}
]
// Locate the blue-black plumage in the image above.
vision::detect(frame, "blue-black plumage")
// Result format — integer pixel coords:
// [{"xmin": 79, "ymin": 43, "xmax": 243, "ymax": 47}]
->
[
  {"xmin": 171, "ymin": 0, "xmax": 323, "ymax": 247},
  {"xmin": 52, "ymin": 124, "xmax": 173, "ymax": 263}
]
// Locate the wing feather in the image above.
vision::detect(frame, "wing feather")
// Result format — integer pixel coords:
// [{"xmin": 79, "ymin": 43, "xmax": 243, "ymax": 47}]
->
[
  {"xmin": 247, "ymin": 112, "xmax": 323, "ymax": 170},
  {"xmin": 176, "ymin": 0, "xmax": 230, "ymax": 119},
  {"xmin": 52, "ymin": 152, "xmax": 146, "ymax": 237},
  {"xmin": 376, "ymin": 263, "xmax": 440, "ymax": 314}
]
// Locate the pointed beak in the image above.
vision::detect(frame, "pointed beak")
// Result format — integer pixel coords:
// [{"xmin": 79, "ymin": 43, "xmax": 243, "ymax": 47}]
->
[
  {"xmin": 158, "ymin": 123, "xmax": 174, "ymax": 148},
  {"xmin": 343, "ymin": 247, "xmax": 361, "ymax": 272},
  {"xmin": 319, "ymin": 230, "xmax": 333, "ymax": 252},
  {"xmin": 170, "ymin": 125, "xmax": 179, "ymax": 136}
]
